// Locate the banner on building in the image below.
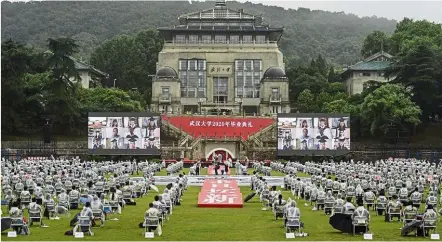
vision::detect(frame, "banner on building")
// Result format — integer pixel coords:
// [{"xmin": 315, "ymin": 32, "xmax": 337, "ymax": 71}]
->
[{"xmin": 163, "ymin": 116, "xmax": 274, "ymax": 139}]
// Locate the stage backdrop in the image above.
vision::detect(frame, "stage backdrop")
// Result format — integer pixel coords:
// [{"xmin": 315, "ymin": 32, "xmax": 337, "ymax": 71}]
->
[
  {"xmin": 88, "ymin": 112, "xmax": 161, "ymax": 155},
  {"xmin": 277, "ymin": 113, "xmax": 351, "ymax": 156},
  {"xmin": 163, "ymin": 116, "xmax": 274, "ymax": 140}
]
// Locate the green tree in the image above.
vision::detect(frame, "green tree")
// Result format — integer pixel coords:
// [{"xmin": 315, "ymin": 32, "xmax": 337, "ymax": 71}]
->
[
  {"xmin": 360, "ymin": 84, "xmax": 421, "ymax": 136},
  {"xmin": 90, "ymin": 30, "xmax": 163, "ymax": 104},
  {"xmin": 45, "ymin": 38, "xmax": 82, "ymax": 132},
  {"xmin": 296, "ymin": 89, "xmax": 318, "ymax": 112},
  {"xmin": 327, "ymin": 66, "xmax": 342, "ymax": 83},
  {"xmin": 385, "ymin": 45, "xmax": 442, "ymax": 121},
  {"xmin": 361, "ymin": 30, "xmax": 391, "ymax": 58},
  {"xmin": 1, "ymin": 40, "xmax": 33, "ymax": 133},
  {"xmin": 390, "ymin": 18, "xmax": 442, "ymax": 55}
]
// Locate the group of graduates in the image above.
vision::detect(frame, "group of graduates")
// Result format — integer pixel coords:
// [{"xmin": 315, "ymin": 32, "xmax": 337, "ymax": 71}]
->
[
  {"xmin": 250, "ymin": 171, "xmax": 305, "ymax": 235},
  {"xmin": 1, "ymin": 157, "xmax": 163, "ymax": 236},
  {"xmin": 138, "ymin": 174, "xmax": 188, "ymax": 236},
  {"xmin": 272, "ymin": 158, "xmax": 440, "ymax": 236}
]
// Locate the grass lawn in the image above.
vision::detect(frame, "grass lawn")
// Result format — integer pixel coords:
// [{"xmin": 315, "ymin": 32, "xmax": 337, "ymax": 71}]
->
[{"xmin": 2, "ymin": 170, "xmax": 440, "ymax": 241}]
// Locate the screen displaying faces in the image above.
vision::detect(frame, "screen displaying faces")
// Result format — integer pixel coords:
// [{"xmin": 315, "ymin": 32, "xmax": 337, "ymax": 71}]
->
[
  {"xmin": 88, "ymin": 113, "xmax": 161, "ymax": 155},
  {"xmin": 277, "ymin": 115, "xmax": 350, "ymax": 155}
]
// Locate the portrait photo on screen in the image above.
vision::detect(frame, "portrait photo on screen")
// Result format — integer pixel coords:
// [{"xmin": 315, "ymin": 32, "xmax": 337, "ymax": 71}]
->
[
  {"xmin": 297, "ymin": 118, "xmax": 314, "ymax": 129},
  {"xmin": 107, "ymin": 117, "xmax": 123, "ymax": 128},
  {"xmin": 124, "ymin": 127, "xmax": 142, "ymax": 149},
  {"xmin": 105, "ymin": 127, "xmax": 124, "ymax": 149},
  {"xmin": 90, "ymin": 128, "xmax": 106, "ymax": 149},
  {"xmin": 88, "ymin": 117, "xmax": 107, "ymax": 129},
  {"xmin": 124, "ymin": 117, "xmax": 140, "ymax": 129},
  {"xmin": 278, "ymin": 128, "xmax": 295, "ymax": 150},
  {"xmin": 331, "ymin": 117, "xmax": 350, "ymax": 140},
  {"xmin": 278, "ymin": 118, "xmax": 297, "ymax": 128},
  {"xmin": 314, "ymin": 117, "xmax": 333, "ymax": 140},
  {"xmin": 333, "ymin": 137, "xmax": 350, "ymax": 150}
]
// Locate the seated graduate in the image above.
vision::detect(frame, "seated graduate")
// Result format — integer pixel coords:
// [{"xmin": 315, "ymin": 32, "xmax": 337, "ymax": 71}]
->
[
  {"xmin": 363, "ymin": 188, "xmax": 376, "ymax": 210},
  {"xmin": 387, "ymin": 195, "xmax": 402, "ymax": 221},
  {"xmin": 324, "ymin": 191, "xmax": 335, "ymax": 215},
  {"xmin": 140, "ymin": 203, "xmax": 162, "ymax": 236},
  {"xmin": 343, "ymin": 197, "xmax": 355, "ymax": 215},
  {"xmin": 422, "ymin": 204, "xmax": 438, "ymax": 230},
  {"xmin": 9, "ymin": 201, "xmax": 29, "ymax": 235},
  {"xmin": 410, "ymin": 187, "xmax": 422, "ymax": 208},
  {"xmin": 352, "ymin": 199, "xmax": 370, "ymax": 226},
  {"xmin": 402, "ymin": 200, "xmax": 418, "ymax": 219},
  {"xmin": 43, "ymin": 193, "xmax": 57, "ymax": 220},
  {"xmin": 376, "ymin": 190, "xmax": 388, "ymax": 216},
  {"xmin": 284, "ymin": 200, "xmax": 301, "ymax": 227},
  {"xmin": 29, "ymin": 197, "xmax": 47, "ymax": 227},
  {"xmin": 426, "ymin": 191, "xmax": 437, "ymax": 209},
  {"xmin": 91, "ymin": 196, "xmax": 104, "ymax": 226},
  {"xmin": 273, "ymin": 194, "xmax": 287, "ymax": 210}
]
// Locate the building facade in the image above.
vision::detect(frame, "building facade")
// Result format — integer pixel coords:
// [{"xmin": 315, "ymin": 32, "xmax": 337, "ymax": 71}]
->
[
  {"xmin": 151, "ymin": 0, "xmax": 290, "ymax": 116},
  {"xmin": 70, "ymin": 57, "xmax": 108, "ymax": 89},
  {"xmin": 342, "ymin": 51, "xmax": 393, "ymax": 95}
]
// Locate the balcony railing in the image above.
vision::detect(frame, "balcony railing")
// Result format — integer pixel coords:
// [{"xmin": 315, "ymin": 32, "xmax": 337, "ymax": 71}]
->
[
  {"xmin": 164, "ymin": 40, "xmax": 278, "ymax": 47},
  {"xmin": 159, "ymin": 95, "xmax": 171, "ymax": 103},
  {"xmin": 269, "ymin": 95, "xmax": 281, "ymax": 103}
]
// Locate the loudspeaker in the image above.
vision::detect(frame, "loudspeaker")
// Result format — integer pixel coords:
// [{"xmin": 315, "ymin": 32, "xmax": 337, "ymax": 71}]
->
[{"xmin": 43, "ymin": 124, "xmax": 52, "ymax": 143}]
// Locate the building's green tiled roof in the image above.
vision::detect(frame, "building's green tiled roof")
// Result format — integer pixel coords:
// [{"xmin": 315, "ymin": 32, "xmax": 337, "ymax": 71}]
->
[
  {"xmin": 347, "ymin": 61, "xmax": 391, "ymax": 71},
  {"xmin": 70, "ymin": 57, "xmax": 108, "ymax": 77}
]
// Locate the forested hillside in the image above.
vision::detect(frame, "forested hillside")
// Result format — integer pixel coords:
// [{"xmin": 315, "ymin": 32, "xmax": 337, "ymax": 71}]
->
[{"xmin": 1, "ymin": 1, "xmax": 396, "ymax": 66}]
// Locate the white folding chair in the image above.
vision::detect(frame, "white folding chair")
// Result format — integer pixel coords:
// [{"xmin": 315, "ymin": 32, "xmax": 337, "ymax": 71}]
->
[
  {"xmin": 422, "ymin": 219, "xmax": 437, "ymax": 238},
  {"xmin": 77, "ymin": 216, "xmax": 94, "ymax": 236},
  {"xmin": 352, "ymin": 215, "xmax": 368, "ymax": 235},
  {"xmin": 285, "ymin": 216, "xmax": 302, "ymax": 233}
]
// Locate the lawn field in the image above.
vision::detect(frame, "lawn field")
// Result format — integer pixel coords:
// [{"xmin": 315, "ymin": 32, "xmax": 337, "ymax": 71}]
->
[{"xmin": 1, "ymin": 169, "xmax": 440, "ymax": 241}]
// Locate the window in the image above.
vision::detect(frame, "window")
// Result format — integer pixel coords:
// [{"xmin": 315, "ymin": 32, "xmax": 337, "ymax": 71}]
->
[
  {"xmin": 230, "ymin": 35, "xmax": 240, "ymax": 43},
  {"xmin": 202, "ymin": 35, "xmax": 212, "ymax": 44},
  {"xmin": 256, "ymin": 35, "xmax": 266, "ymax": 43},
  {"xmin": 243, "ymin": 35, "xmax": 252, "ymax": 43},
  {"xmin": 362, "ymin": 72, "xmax": 371, "ymax": 77},
  {"xmin": 213, "ymin": 77, "xmax": 228, "ymax": 103},
  {"xmin": 215, "ymin": 35, "xmax": 226, "ymax": 43},
  {"xmin": 234, "ymin": 59, "xmax": 262, "ymax": 98},
  {"xmin": 175, "ymin": 35, "xmax": 186, "ymax": 43},
  {"xmin": 162, "ymin": 87, "xmax": 170, "ymax": 96},
  {"xmin": 179, "ymin": 59, "xmax": 207, "ymax": 98},
  {"xmin": 189, "ymin": 35, "xmax": 199, "ymax": 43},
  {"xmin": 162, "ymin": 105, "xmax": 168, "ymax": 112},
  {"xmin": 272, "ymin": 106, "xmax": 279, "ymax": 114},
  {"xmin": 272, "ymin": 88, "xmax": 280, "ymax": 100}
]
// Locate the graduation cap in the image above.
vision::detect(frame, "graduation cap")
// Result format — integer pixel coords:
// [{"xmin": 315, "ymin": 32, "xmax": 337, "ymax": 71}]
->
[
  {"xmin": 338, "ymin": 137, "xmax": 346, "ymax": 141},
  {"xmin": 300, "ymin": 139, "xmax": 308, "ymax": 144},
  {"xmin": 111, "ymin": 138, "xmax": 118, "ymax": 143},
  {"xmin": 338, "ymin": 117, "xmax": 345, "ymax": 122},
  {"xmin": 148, "ymin": 137, "xmax": 155, "ymax": 141},
  {"xmin": 128, "ymin": 137, "xmax": 138, "ymax": 142},
  {"xmin": 318, "ymin": 137, "xmax": 327, "ymax": 143},
  {"xmin": 149, "ymin": 117, "xmax": 155, "ymax": 121},
  {"xmin": 316, "ymin": 135, "xmax": 329, "ymax": 140}
]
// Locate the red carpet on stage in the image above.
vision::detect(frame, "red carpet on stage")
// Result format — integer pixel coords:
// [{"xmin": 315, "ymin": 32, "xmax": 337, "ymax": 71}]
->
[
  {"xmin": 208, "ymin": 165, "xmax": 231, "ymax": 175},
  {"xmin": 198, "ymin": 179, "xmax": 243, "ymax": 208}
]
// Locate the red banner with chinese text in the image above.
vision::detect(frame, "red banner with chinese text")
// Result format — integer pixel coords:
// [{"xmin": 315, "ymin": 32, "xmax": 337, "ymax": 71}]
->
[{"xmin": 163, "ymin": 116, "xmax": 274, "ymax": 140}]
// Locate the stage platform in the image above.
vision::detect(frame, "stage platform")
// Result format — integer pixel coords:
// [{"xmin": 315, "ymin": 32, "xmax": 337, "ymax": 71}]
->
[
  {"xmin": 154, "ymin": 175, "xmax": 284, "ymax": 187},
  {"xmin": 197, "ymin": 179, "xmax": 243, "ymax": 208}
]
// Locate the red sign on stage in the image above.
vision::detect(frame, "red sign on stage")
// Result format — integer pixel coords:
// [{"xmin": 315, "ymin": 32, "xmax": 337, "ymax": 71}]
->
[{"xmin": 163, "ymin": 116, "xmax": 274, "ymax": 140}]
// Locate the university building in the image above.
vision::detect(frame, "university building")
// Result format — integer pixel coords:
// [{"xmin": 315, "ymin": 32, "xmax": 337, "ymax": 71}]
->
[
  {"xmin": 151, "ymin": 0, "xmax": 290, "ymax": 116},
  {"xmin": 153, "ymin": 0, "xmax": 287, "ymax": 160},
  {"xmin": 342, "ymin": 51, "xmax": 393, "ymax": 95}
]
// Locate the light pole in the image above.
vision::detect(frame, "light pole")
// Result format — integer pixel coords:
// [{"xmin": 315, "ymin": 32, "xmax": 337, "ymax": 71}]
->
[
  {"xmin": 198, "ymin": 98, "xmax": 206, "ymax": 115},
  {"xmin": 235, "ymin": 97, "xmax": 243, "ymax": 116},
  {"xmin": 113, "ymin": 79, "xmax": 117, "ymax": 88}
]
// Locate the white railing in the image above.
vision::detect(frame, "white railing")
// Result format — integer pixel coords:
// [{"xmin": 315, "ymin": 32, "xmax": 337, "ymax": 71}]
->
[{"xmin": 165, "ymin": 40, "xmax": 278, "ymax": 46}]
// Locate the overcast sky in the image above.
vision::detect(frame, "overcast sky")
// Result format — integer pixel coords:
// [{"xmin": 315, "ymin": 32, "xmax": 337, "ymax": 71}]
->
[{"xmin": 235, "ymin": 1, "xmax": 442, "ymax": 23}]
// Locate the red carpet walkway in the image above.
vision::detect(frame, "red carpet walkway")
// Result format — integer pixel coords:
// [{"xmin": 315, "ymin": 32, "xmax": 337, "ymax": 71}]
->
[{"xmin": 197, "ymin": 179, "xmax": 243, "ymax": 208}]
